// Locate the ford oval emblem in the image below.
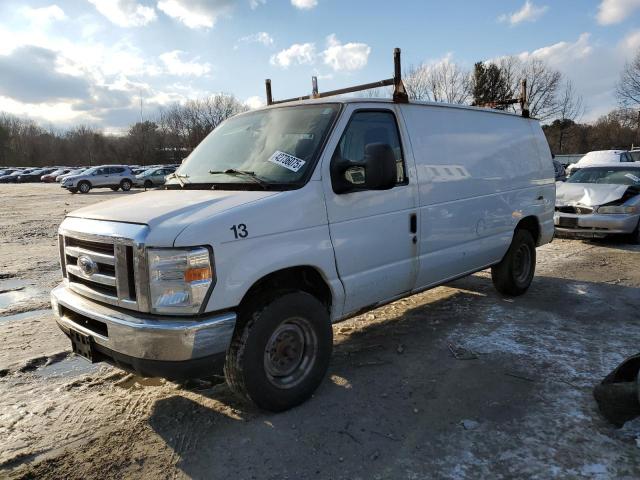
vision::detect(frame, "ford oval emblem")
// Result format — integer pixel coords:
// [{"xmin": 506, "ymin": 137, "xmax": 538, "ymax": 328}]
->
[{"xmin": 77, "ymin": 255, "xmax": 98, "ymax": 276}]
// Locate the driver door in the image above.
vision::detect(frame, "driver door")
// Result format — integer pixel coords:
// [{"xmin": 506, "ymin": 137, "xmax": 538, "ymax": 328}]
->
[{"xmin": 322, "ymin": 105, "xmax": 419, "ymax": 316}]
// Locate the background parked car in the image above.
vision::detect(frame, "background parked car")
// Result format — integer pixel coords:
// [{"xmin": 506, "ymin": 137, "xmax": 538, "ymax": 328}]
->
[
  {"xmin": 566, "ymin": 150, "xmax": 635, "ymax": 176},
  {"xmin": 61, "ymin": 165, "xmax": 136, "ymax": 193},
  {"xmin": 134, "ymin": 166, "xmax": 176, "ymax": 188},
  {"xmin": 555, "ymin": 165, "xmax": 640, "ymax": 243},
  {"xmin": 42, "ymin": 168, "xmax": 72, "ymax": 182},
  {"xmin": 16, "ymin": 168, "xmax": 57, "ymax": 183},
  {"xmin": 1, "ymin": 168, "xmax": 35, "ymax": 183},
  {"xmin": 553, "ymin": 160, "xmax": 567, "ymax": 181},
  {"xmin": 56, "ymin": 168, "xmax": 86, "ymax": 182}
]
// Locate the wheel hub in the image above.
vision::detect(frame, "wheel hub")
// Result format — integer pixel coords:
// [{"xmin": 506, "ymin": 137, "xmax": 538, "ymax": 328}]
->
[{"xmin": 263, "ymin": 318, "xmax": 317, "ymax": 389}]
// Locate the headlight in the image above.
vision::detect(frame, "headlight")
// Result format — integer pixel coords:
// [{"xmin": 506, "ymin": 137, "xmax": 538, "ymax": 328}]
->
[
  {"xmin": 148, "ymin": 247, "xmax": 213, "ymax": 314},
  {"xmin": 597, "ymin": 205, "xmax": 638, "ymax": 214}
]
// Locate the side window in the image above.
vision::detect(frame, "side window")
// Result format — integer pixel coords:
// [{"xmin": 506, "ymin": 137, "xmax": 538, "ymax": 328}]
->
[
  {"xmin": 335, "ymin": 110, "xmax": 406, "ymax": 185},
  {"xmin": 111, "ymin": 167, "xmax": 124, "ymax": 174}
]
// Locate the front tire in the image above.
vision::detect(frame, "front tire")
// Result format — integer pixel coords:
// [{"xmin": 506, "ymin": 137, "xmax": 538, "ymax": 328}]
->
[
  {"xmin": 144, "ymin": 180, "xmax": 153, "ymax": 189},
  {"xmin": 491, "ymin": 229, "xmax": 536, "ymax": 296},
  {"xmin": 120, "ymin": 179, "xmax": 132, "ymax": 191},
  {"xmin": 224, "ymin": 291, "xmax": 332, "ymax": 412},
  {"xmin": 110, "ymin": 186, "xmax": 120, "ymax": 191},
  {"xmin": 78, "ymin": 181, "xmax": 91, "ymax": 194}
]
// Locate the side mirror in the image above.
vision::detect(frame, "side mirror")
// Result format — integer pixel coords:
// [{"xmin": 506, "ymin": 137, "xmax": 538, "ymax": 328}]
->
[{"xmin": 331, "ymin": 143, "xmax": 397, "ymax": 194}]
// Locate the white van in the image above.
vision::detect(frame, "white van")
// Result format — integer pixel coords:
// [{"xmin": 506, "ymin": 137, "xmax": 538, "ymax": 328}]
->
[{"xmin": 51, "ymin": 97, "xmax": 554, "ymax": 411}]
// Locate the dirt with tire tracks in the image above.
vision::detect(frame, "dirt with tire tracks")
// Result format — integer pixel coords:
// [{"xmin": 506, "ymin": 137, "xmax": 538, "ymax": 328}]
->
[{"xmin": 1, "ymin": 183, "xmax": 639, "ymax": 479}]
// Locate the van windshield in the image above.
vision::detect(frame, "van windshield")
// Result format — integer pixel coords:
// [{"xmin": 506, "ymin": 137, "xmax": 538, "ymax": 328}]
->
[{"xmin": 167, "ymin": 104, "xmax": 340, "ymax": 190}]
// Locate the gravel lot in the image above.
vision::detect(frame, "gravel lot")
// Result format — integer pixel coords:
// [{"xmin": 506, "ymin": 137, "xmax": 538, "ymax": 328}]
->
[{"xmin": 1, "ymin": 183, "xmax": 640, "ymax": 479}]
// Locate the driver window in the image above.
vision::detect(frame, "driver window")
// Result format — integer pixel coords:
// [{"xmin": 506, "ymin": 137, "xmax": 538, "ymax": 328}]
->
[{"xmin": 334, "ymin": 110, "xmax": 406, "ymax": 185}]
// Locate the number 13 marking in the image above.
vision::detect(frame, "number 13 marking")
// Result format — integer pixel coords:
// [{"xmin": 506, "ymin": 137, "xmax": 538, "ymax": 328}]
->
[{"xmin": 230, "ymin": 224, "xmax": 248, "ymax": 239}]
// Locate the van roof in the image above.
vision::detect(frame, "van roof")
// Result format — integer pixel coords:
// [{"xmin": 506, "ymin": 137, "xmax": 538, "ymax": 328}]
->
[{"xmin": 255, "ymin": 97, "xmax": 533, "ymax": 120}]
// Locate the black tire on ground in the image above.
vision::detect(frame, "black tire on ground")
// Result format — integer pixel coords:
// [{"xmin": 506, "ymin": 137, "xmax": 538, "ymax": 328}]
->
[
  {"xmin": 491, "ymin": 229, "xmax": 536, "ymax": 296},
  {"xmin": 631, "ymin": 221, "xmax": 640, "ymax": 245},
  {"xmin": 120, "ymin": 179, "xmax": 132, "ymax": 191},
  {"xmin": 224, "ymin": 291, "xmax": 333, "ymax": 412},
  {"xmin": 110, "ymin": 186, "xmax": 119, "ymax": 191},
  {"xmin": 78, "ymin": 181, "xmax": 91, "ymax": 194},
  {"xmin": 144, "ymin": 180, "xmax": 153, "ymax": 189}
]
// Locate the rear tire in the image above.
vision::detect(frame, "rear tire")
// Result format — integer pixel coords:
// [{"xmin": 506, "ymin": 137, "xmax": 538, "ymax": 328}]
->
[
  {"xmin": 110, "ymin": 186, "xmax": 119, "ymax": 191},
  {"xmin": 120, "ymin": 179, "xmax": 132, "ymax": 191},
  {"xmin": 78, "ymin": 181, "xmax": 91, "ymax": 194},
  {"xmin": 631, "ymin": 221, "xmax": 640, "ymax": 245},
  {"xmin": 224, "ymin": 291, "xmax": 332, "ymax": 412},
  {"xmin": 491, "ymin": 229, "xmax": 536, "ymax": 296}
]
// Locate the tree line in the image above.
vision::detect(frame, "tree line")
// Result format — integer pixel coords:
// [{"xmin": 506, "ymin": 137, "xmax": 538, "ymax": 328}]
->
[{"xmin": 1, "ymin": 49, "xmax": 639, "ymax": 167}]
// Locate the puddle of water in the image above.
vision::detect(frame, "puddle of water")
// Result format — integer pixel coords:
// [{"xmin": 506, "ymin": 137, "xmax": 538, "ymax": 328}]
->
[
  {"xmin": 0, "ymin": 309, "xmax": 51, "ymax": 323},
  {"xmin": 34, "ymin": 354, "xmax": 98, "ymax": 379},
  {"xmin": 0, "ymin": 279, "xmax": 43, "ymax": 309}
]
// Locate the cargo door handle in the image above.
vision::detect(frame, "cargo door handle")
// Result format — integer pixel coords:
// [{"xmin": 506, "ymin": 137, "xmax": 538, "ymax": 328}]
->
[{"xmin": 409, "ymin": 213, "xmax": 417, "ymax": 234}]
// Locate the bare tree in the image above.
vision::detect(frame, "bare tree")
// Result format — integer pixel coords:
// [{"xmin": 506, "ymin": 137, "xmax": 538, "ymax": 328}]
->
[
  {"xmin": 617, "ymin": 50, "xmax": 640, "ymax": 107},
  {"xmin": 554, "ymin": 80, "xmax": 585, "ymax": 153},
  {"xmin": 404, "ymin": 60, "xmax": 471, "ymax": 104}
]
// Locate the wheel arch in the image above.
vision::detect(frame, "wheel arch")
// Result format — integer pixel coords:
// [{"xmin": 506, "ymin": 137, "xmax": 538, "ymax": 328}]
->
[
  {"xmin": 515, "ymin": 215, "xmax": 541, "ymax": 245},
  {"xmin": 238, "ymin": 265, "xmax": 333, "ymax": 317}
]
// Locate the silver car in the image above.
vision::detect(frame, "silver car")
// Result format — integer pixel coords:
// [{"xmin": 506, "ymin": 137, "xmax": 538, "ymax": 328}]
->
[
  {"xmin": 133, "ymin": 166, "xmax": 176, "ymax": 188},
  {"xmin": 555, "ymin": 165, "xmax": 640, "ymax": 243},
  {"xmin": 61, "ymin": 165, "xmax": 135, "ymax": 194}
]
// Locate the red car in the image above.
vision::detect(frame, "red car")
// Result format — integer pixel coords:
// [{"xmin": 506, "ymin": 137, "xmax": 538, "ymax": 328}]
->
[{"xmin": 41, "ymin": 168, "xmax": 72, "ymax": 182}]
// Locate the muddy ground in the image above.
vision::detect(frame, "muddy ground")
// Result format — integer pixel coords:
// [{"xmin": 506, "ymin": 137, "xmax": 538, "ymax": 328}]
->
[{"xmin": 1, "ymin": 183, "xmax": 640, "ymax": 479}]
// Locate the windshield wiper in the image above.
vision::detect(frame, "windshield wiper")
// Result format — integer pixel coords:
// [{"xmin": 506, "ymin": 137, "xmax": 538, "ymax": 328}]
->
[
  {"xmin": 208, "ymin": 169, "xmax": 268, "ymax": 189},
  {"xmin": 166, "ymin": 172, "xmax": 189, "ymax": 188}
]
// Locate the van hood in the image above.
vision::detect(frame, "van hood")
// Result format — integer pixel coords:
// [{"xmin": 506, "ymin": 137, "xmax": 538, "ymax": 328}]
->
[
  {"xmin": 555, "ymin": 183, "xmax": 636, "ymax": 207},
  {"xmin": 67, "ymin": 189, "xmax": 279, "ymax": 229}
]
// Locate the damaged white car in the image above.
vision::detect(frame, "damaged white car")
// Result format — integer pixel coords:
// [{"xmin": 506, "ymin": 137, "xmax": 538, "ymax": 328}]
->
[{"xmin": 555, "ymin": 165, "xmax": 640, "ymax": 243}]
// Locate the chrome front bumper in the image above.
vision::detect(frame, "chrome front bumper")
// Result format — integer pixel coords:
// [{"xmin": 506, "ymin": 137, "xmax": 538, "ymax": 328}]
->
[
  {"xmin": 554, "ymin": 212, "xmax": 640, "ymax": 237},
  {"xmin": 51, "ymin": 283, "xmax": 236, "ymax": 362}
]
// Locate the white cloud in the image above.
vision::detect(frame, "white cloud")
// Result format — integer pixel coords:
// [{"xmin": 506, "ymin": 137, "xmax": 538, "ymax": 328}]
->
[
  {"xmin": 597, "ymin": 0, "xmax": 640, "ymax": 25},
  {"xmin": 159, "ymin": 50, "xmax": 211, "ymax": 76},
  {"xmin": 157, "ymin": 0, "xmax": 233, "ymax": 29},
  {"xmin": 249, "ymin": 0, "xmax": 266, "ymax": 9},
  {"xmin": 621, "ymin": 29, "xmax": 640, "ymax": 51},
  {"xmin": 516, "ymin": 32, "xmax": 593, "ymax": 66},
  {"xmin": 87, "ymin": 0, "xmax": 157, "ymax": 27},
  {"xmin": 245, "ymin": 95, "xmax": 266, "ymax": 109},
  {"xmin": 270, "ymin": 42, "xmax": 316, "ymax": 68},
  {"xmin": 322, "ymin": 34, "xmax": 370, "ymax": 71},
  {"xmin": 21, "ymin": 5, "xmax": 66, "ymax": 25},
  {"xmin": 498, "ymin": 1, "xmax": 548, "ymax": 25},
  {"xmin": 291, "ymin": 0, "xmax": 317, "ymax": 9},
  {"xmin": 237, "ymin": 32, "xmax": 274, "ymax": 47}
]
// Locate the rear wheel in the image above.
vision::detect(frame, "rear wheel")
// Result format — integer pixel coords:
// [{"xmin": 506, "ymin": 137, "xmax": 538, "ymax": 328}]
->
[
  {"xmin": 631, "ymin": 221, "xmax": 640, "ymax": 245},
  {"xmin": 120, "ymin": 179, "xmax": 132, "ymax": 191},
  {"xmin": 491, "ymin": 229, "xmax": 536, "ymax": 296},
  {"xmin": 110, "ymin": 186, "xmax": 119, "ymax": 191},
  {"xmin": 224, "ymin": 291, "xmax": 332, "ymax": 412},
  {"xmin": 78, "ymin": 181, "xmax": 91, "ymax": 194}
]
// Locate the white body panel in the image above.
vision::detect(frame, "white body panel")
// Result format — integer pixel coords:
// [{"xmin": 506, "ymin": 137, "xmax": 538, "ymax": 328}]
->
[{"xmin": 59, "ymin": 99, "xmax": 555, "ymax": 327}]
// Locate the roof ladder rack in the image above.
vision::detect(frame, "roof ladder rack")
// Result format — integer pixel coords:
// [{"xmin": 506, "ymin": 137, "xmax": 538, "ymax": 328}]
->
[
  {"xmin": 473, "ymin": 79, "xmax": 530, "ymax": 118},
  {"xmin": 265, "ymin": 47, "xmax": 409, "ymax": 106}
]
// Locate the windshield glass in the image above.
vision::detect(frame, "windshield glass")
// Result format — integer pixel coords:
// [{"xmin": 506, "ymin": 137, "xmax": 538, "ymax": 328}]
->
[
  {"xmin": 168, "ymin": 104, "xmax": 340, "ymax": 188},
  {"xmin": 568, "ymin": 167, "xmax": 640, "ymax": 186}
]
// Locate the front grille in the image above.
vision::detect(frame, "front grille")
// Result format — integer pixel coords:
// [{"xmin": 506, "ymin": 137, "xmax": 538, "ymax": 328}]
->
[
  {"xmin": 61, "ymin": 233, "xmax": 143, "ymax": 310},
  {"xmin": 555, "ymin": 206, "xmax": 594, "ymax": 215}
]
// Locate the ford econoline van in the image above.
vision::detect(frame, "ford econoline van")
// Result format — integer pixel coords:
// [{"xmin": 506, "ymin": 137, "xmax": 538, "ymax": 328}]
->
[{"xmin": 51, "ymin": 97, "xmax": 555, "ymax": 411}]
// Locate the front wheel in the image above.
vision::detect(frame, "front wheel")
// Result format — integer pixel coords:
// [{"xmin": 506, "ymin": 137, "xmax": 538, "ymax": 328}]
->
[
  {"xmin": 491, "ymin": 229, "xmax": 536, "ymax": 296},
  {"xmin": 144, "ymin": 180, "xmax": 153, "ymax": 189},
  {"xmin": 78, "ymin": 181, "xmax": 91, "ymax": 194},
  {"xmin": 224, "ymin": 291, "xmax": 333, "ymax": 412}
]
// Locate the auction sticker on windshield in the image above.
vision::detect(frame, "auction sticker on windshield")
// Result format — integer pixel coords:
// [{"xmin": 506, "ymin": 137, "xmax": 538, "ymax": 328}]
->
[{"xmin": 268, "ymin": 151, "xmax": 306, "ymax": 172}]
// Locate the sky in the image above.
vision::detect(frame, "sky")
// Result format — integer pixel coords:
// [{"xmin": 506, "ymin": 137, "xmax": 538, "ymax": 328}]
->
[{"xmin": 0, "ymin": 0, "xmax": 639, "ymax": 133}]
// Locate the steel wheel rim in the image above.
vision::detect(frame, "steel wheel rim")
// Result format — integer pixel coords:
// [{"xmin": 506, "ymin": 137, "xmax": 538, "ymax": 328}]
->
[
  {"xmin": 513, "ymin": 244, "xmax": 531, "ymax": 283},
  {"xmin": 80, "ymin": 183, "xmax": 89, "ymax": 193},
  {"xmin": 264, "ymin": 317, "xmax": 317, "ymax": 389}
]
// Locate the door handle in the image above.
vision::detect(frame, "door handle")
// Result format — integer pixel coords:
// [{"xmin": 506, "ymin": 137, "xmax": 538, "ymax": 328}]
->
[{"xmin": 409, "ymin": 213, "xmax": 417, "ymax": 234}]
